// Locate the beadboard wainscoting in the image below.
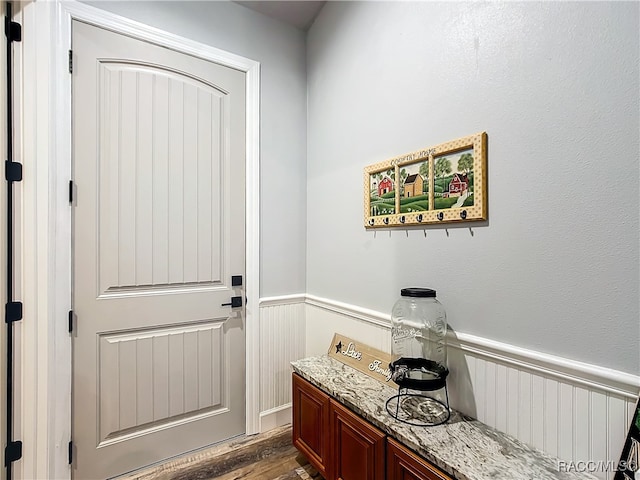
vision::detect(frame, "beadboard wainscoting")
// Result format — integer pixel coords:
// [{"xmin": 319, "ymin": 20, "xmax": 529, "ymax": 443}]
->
[
  {"xmin": 258, "ymin": 295, "xmax": 306, "ymax": 432},
  {"xmin": 304, "ymin": 295, "xmax": 640, "ymax": 480},
  {"xmin": 258, "ymin": 294, "xmax": 639, "ymax": 479}
]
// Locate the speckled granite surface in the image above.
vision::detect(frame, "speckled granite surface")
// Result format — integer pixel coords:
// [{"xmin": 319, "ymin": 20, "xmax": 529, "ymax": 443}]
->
[{"xmin": 291, "ymin": 355, "xmax": 597, "ymax": 480}]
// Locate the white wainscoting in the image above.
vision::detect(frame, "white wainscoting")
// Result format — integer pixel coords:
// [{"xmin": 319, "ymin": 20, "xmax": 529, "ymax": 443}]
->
[
  {"xmin": 258, "ymin": 295, "xmax": 306, "ymax": 432},
  {"xmin": 259, "ymin": 294, "xmax": 640, "ymax": 480},
  {"xmin": 305, "ymin": 294, "xmax": 640, "ymax": 480}
]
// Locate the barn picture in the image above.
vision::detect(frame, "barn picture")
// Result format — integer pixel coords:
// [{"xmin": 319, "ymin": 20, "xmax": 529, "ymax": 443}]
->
[
  {"xmin": 434, "ymin": 148, "xmax": 475, "ymax": 210},
  {"xmin": 378, "ymin": 176, "xmax": 393, "ymax": 196},
  {"xmin": 448, "ymin": 173, "xmax": 468, "ymax": 195},
  {"xmin": 368, "ymin": 172, "xmax": 396, "ymax": 216}
]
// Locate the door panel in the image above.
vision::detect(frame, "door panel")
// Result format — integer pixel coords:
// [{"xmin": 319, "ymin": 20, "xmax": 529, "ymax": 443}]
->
[
  {"xmin": 72, "ymin": 20, "xmax": 246, "ymax": 479},
  {"xmin": 98, "ymin": 62, "xmax": 227, "ymax": 295},
  {"xmin": 97, "ymin": 322, "xmax": 226, "ymax": 446}
]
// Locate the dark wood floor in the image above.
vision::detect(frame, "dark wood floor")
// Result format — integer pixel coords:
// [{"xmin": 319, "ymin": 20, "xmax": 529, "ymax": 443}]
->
[
  {"xmin": 211, "ymin": 448, "xmax": 322, "ymax": 480},
  {"xmin": 119, "ymin": 425, "xmax": 323, "ymax": 480}
]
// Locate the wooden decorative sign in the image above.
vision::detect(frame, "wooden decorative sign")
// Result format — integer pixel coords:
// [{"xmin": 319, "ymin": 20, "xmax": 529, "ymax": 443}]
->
[
  {"xmin": 327, "ymin": 333, "xmax": 397, "ymax": 388},
  {"xmin": 364, "ymin": 132, "xmax": 488, "ymax": 228}
]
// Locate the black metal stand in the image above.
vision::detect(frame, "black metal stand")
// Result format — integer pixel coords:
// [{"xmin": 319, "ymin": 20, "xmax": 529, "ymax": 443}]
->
[
  {"xmin": 385, "ymin": 385, "xmax": 451, "ymax": 427},
  {"xmin": 386, "ymin": 357, "xmax": 451, "ymax": 427}
]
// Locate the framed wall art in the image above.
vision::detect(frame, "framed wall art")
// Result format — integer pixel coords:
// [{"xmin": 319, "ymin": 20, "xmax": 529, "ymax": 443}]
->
[{"xmin": 364, "ymin": 132, "xmax": 487, "ymax": 228}]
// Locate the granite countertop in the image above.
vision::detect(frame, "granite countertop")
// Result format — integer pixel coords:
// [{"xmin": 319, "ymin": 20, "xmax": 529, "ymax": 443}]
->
[{"xmin": 291, "ymin": 355, "xmax": 597, "ymax": 480}]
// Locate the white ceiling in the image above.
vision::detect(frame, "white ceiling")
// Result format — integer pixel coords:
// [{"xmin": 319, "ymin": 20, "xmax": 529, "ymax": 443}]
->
[{"xmin": 234, "ymin": 1, "xmax": 326, "ymax": 31}]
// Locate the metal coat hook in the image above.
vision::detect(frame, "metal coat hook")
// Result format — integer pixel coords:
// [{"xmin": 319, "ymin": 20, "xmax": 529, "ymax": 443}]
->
[
  {"xmin": 399, "ymin": 215, "xmax": 405, "ymax": 224},
  {"xmin": 460, "ymin": 210, "xmax": 467, "ymax": 220},
  {"xmin": 437, "ymin": 212, "xmax": 444, "ymax": 221},
  {"xmin": 417, "ymin": 214, "xmax": 423, "ymax": 222}
]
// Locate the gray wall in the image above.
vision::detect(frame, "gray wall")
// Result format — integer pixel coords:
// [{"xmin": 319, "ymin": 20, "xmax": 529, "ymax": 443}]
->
[
  {"xmin": 306, "ymin": 2, "xmax": 640, "ymax": 374},
  {"xmin": 85, "ymin": 1, "xmax": 308, "ymax": 297}
]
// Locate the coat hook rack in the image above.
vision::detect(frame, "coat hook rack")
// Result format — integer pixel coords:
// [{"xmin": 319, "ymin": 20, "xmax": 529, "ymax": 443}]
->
[{"xmin": 364, "ymin": 132, "xmax": 487, "ymax": 229}]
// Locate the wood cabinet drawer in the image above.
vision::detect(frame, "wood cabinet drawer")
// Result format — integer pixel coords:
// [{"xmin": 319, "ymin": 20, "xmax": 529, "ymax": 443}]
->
[{"xmin": 387, "ymin": 437, "xmax": 452, "ymax": 480}]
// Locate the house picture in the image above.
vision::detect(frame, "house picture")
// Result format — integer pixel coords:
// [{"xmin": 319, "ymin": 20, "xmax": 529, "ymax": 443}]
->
[
  {"xmin": 398, "ymin": 159, "xmax": 430, "ymax": 213},
  {"xmin": 403, "ymin": 173, "xmax": 423, "ymax": 197}
]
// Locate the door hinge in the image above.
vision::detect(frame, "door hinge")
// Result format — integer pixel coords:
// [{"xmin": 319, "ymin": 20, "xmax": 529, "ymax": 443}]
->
[
  {"xmin": 4, "ymin": 441, "xmax": 22, "ymax": 466},
  {"xmin": 68, "ymin": 310, "xmax": 74, "ymax": 333},
  {"xmin": 4, "ymin": 18, "xmax": 21, "ymax": 43},
  {"xmin": 5, "ymin": 301, "xmax": 22, "ymax": 323},
  {"xmin": 5, "ymin": 160, "xmax": 22, "ymax": 182},
  {"xmin": 68, "ymin": 50, "xmax": 72, "ymax": 74},
  {"xmin": 68, "ymin": 440, "xmax": 73, "ymax": 465}
]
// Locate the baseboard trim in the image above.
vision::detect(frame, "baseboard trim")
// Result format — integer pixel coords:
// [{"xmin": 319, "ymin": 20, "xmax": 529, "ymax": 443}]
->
[
  {"xmin": 259, "ymin": 404, "xmax": 292, "ymax": 433},
  {"xmin": 302, "ymin": 294, "xmax": 640, "ymax": 399}
]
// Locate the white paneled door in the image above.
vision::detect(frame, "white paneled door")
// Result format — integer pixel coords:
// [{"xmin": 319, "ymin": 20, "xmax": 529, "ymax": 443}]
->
[{"xmin": 72, "ymin": 21, "xmax": 246, "ymax": 479}]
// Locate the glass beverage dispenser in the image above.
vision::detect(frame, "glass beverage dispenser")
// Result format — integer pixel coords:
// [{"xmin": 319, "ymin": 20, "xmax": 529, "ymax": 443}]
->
[{"xmin": 386, "ymin": 288, "xmax": 451, "ymax": 426}]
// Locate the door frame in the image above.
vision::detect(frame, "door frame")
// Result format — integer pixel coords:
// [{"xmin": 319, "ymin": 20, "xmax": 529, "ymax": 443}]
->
[{"xmin": 18, "ymin": 1, "xmax": 261, "ymax": 478}]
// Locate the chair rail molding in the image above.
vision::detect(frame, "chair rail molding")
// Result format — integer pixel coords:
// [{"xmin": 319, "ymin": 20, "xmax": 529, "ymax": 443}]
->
[
  {"xmin": 259, "ymin": 293, "xmax": 306, "ymax": 307},
  {"xmin": 304, "ymin": 294, "xmax": 640, "ymax": 398},
  {"xmin": 305, "ymin": 293, "xmax": 391, "ymax": 328}
]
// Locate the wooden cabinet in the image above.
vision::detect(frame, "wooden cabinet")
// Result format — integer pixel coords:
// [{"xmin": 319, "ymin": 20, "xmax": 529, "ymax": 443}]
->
[
  {"xmin": 330, "ymin": 399, "xmax": 385, "ymax": 480},
  {"xmin": 387, "ymin": 438, "xmax": 451, "ymax": 480},
  {"xmin": 293, "ymin": 373, "xmax": 452, "ymax": 480},
  {"xmin": 292, "ymin": 373, "xmax": 331, "ymax": 479}
]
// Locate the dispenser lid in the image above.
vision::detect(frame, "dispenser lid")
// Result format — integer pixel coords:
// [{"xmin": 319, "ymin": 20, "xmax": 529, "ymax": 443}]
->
[{"xmin": 400, "ymin": 287, "xmax": 436, "ymax": 297}]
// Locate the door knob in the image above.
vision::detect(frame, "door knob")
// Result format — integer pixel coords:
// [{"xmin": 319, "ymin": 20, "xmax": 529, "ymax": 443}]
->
[{"xmin": 221, "ymin": 296, "xmax": 242, "ymax": 308}]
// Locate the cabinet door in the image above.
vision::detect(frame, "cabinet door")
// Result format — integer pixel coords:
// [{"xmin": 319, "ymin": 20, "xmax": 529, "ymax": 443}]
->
[
  {"xmin": 330, "ymin": 399, "xmax": 385, "ymax": 480},
  {"xmin": 387, "ymin": 438, "xmax": 452, "ymax": 480},
  {"xmin": 292, "ymin": 373, "xmax": 331, "ymax": 478}
]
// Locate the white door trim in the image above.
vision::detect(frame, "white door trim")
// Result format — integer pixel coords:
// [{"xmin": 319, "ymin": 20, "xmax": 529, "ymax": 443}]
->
[{"xmin": 21, "ymin": 1, "xmax": 261, "ymax": 478}]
